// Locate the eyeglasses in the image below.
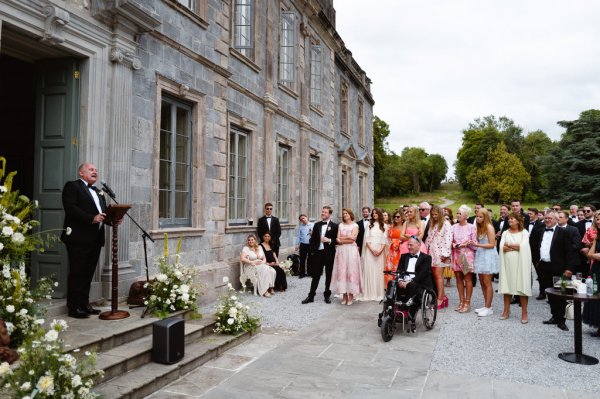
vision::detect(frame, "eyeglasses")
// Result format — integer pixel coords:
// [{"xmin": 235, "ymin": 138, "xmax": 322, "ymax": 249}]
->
[
  {"xmin": 393, "ymin": 215, "xmax": 402, "ymax": 219},
  {"xmin": 584, "ymin": 209, "xmax": 593, "ymax": 213},
  {"xmin": 418, "ymin": 209, "xmax": 426, "ymax": 212},
  {"xmin": 266, "ymin": 207, "xmax": 273, "ymax": 210}
]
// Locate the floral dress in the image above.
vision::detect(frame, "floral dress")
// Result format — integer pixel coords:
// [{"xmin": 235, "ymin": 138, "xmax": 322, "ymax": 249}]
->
[
  {"xmin": 384, "ymin": 227, "xmax": 402, "ymax": 287},
  {"xmin": 331, "ymin": 222, "xmax": 362, "ymax": 295},
  {"xmin": 451, "ymin": 223, "xmax": 477, "ymax": 273},
  {"xmin": 425, "ymin": 220, "xmax": 453, "ymax": 268}
]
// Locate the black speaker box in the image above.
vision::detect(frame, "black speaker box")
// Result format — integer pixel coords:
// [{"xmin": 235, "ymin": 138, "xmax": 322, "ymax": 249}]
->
[{"xmin": 152, "ymin": 318, "xmax": 184, "ymax": 364}]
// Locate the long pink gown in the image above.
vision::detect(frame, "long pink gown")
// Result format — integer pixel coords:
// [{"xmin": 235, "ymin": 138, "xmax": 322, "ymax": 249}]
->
[{"xmin": 331, "ymin": 222, "xmax": 362, "ymax": 295}]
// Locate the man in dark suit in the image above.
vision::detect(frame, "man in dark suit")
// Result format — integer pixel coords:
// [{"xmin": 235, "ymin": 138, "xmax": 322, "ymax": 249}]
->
[
  {"xmin": 61, "ymin": 163, "xmax": 108, "ymax": 318},
  {"xmin": 575, "ymin": 204, "xmax": 595, "ymax": 239},
  {"xmin": 419, "ymin": 202, "xmax": 431, "ymax": 242},
  {"xmin": 495, "ymin": 204, "xmax": 510, "ymax": 251},
  {"xmin": 257, "ymin": 202, "xmax": 281, "ymax": 256},
  {"xmin": 467, "ymin": 203, "xmax": 484, "ymax": 225},
  {"xmin": 394, "ymin": 236, "xmax": 433, "ymax": 330},
  {"xmin": 356, "ymin": 206, "xmax": 370, "ymax": 256},
  {"xmin": 302, "ymin": 206, "xmax": 338, "ymax": 304},
  {"xmin": 530, "ymin": 210, "xmax": 578, "ymax": 331}
]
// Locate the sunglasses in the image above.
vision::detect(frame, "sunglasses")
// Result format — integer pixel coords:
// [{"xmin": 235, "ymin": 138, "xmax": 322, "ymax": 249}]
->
[
  {"xmin": 418, "ymin": 209, "xmax": 426, "ymax": 212},
  {"xmin": 584, "ymin": 210, "xmax": 593, "ymax": 213},
  {"xmin": 393, "ymin": 215, "xmax": 402, "ymax": 218},
  {"xmin": 266, "ymin": 207, "xmax": 273, "ymax": 210},
  {"xmin": 552, "ymin": 208, "xmax": 560, "ymax": 211}
]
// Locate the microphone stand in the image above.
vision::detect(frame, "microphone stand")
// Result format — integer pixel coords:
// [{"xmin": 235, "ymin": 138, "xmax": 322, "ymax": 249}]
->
[{"xmin": 103, "ymin": 188, "xmax": 154, "ymax": 317}]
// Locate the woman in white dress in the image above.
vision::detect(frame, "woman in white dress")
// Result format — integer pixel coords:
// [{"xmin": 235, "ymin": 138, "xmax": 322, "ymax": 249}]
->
[
  {"xmin": 360, "ymin": 208, "xmax": 388, "ymax": 301},
  {"xmin": 240, "ymin": 234, "xmax": 276, "ymax": 297}
]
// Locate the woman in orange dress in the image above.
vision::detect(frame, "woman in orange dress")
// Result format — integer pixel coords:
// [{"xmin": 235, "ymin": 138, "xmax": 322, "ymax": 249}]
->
[{"xmin": 384, "ymin": 209, "xmax": 404, "ymax": 287}]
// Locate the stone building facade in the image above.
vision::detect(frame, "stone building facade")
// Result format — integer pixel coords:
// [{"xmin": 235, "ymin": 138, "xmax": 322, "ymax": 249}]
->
[{"xmin": 0, "ymin": 0, "xmax": 373, "ymax": 304}]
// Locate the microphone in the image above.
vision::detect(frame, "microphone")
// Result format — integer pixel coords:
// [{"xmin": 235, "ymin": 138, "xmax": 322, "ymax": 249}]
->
[{"xmin": 101, "ymin": 181, "xmax": 117, "ymax": 199}]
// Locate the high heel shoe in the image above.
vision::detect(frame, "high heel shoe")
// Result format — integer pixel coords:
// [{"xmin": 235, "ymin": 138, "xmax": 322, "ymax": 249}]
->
[
  {"xmin": 443, "ymin": 296, "xmax": 449, "ymax": 308},
  {"xmin": 437, "ymin": 300, "xmax": 444, "ymax": 310},
  {"xmin": 459, "ymin": 300, "xmax": 471, "ymax": 313},
  {"xmin": 499, "ymin": 312, "xmax": 510, "ymax": 320},
  {"xmin": 454, "ymin": 300, "xmax": 464, "ymax": 312}
]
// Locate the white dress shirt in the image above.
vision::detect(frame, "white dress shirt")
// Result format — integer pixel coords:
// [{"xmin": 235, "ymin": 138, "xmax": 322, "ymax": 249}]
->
[
  {"xmin": 540, "ymin": 227, "xmax": 555, "ymax": 262},
  {"xmin": 319, "ymin": 220, "xmax": 330, "ymax": 250}
]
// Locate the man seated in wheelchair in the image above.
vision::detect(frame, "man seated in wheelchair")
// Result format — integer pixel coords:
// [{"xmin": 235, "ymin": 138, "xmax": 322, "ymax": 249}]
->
[{"xmin": 385, "ymin": 236, "xmax": 433, "ymax": 322}]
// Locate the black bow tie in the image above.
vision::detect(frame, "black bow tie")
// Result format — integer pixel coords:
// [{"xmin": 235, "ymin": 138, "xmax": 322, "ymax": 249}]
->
[
  {"xmin": 545, "ymin": 228, "xmax": 554, "ymax": 232},
  {"xmin": 409, "ymin": 254, "xmax": 418, "ymax": 259},
  {"xmin": 87, "ymin": 184, "xmax": 97, "ymax": 191},
  {"xmin": 585, "ymin": 219, "xmax": 592, "ymax": 223},
  {"xmin": 421, "ymin": 217, "xmax": 427, "ymax": 221}
]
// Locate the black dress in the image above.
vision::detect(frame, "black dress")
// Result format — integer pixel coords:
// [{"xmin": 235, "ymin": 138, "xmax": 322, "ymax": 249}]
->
[
  {"xmin": 583, "ymin": 239, "xmax": 600, "ymax": 329},
  {"xmin": 261, "ymin": 244, "xmax": 287, "ymax": 291}
]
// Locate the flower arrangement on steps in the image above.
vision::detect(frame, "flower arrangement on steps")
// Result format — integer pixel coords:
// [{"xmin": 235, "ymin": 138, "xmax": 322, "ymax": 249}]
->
[
  {"xmin": 143, "ymin": 234, "xmax": 203, "ymax": 320},
  {"xmin": 214, "ymin": 277, "xmax": 260, "ymax": 335},
  {"xmin": 0, "ymin": 156, "xmax": 103, "ymax": 398}
]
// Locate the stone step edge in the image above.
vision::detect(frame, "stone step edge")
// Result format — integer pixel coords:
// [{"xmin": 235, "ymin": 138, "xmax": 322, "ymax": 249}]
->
[
  {"xmin": 95, "ymin": 318, "xmax": 217, "ymax": 384},
  {"xmin": 64, "ymin": 310, "xmax": 200, "ymax": 355},
  {"xmin": 93, "ymin": 329, "xmax": 258, "ymax": 399}
]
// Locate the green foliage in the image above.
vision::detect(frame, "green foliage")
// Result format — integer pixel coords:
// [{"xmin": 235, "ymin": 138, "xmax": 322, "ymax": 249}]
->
[
  {"xmin": 542, "ymin": 109, "xmax": 600, "ymax": 206},
  {"xmin": 373, "ymin": 116, "xmax": 390, "ymax": 196},
  {"xmin": 467, "ymin": 142, "xmax": 531, "ymax": 203}
]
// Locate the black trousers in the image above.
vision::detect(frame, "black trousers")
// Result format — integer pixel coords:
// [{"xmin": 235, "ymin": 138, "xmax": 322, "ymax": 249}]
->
[
  {"xmin": 66, "ymin": 241, "xmax": 102, "ymax": 310},
  {"xmin": 299, "ymin": 243, "xmax": 311, "ymax": 275},
  {"xmin": 308, "ymin": 250, "xmax": 333, "ymax": 299},
  {"xmin": 539, "ymin": 262, "xmax": 566, "ymax": 323}
]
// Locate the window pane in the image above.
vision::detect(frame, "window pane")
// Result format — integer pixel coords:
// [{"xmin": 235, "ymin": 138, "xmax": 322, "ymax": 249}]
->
[
  {"xmin": 160, "ymin": 129, "xmax": 171, "ymax": 160},
  {"xmin": 175, "ymin": 135, "xmax": 189, "ymax": 164},
  {"xmin": 159, "ymin": 160, "xmax": 171, "ymax": 189},
  {"xmin": 159, "ymin": 190, "xmax": 170, "ymax": 219},
  {"xmin": 175, "ymin": 163, "xmax": 188, "ymax": 191},
  {"xmin": 234, "ymin": 0, "xmax": 253, "ymax": 57}
]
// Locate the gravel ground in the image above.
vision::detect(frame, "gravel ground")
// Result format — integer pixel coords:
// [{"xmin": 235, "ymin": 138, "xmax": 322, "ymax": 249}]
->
[
  {"xmin": 203, "ymin": 272, "xmax": 600, "ymax": 393},
  {"xmin": 201, "ymin": 275, "xmax": 337, "ymax": 330},
  {"xmin": 432, "ymin": 277, "xmax": 600, "ymax": 393}
]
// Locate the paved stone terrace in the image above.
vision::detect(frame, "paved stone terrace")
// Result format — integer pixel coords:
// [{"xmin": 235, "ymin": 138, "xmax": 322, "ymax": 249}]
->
[{"xmin": 148, "ymin": 278, "xmax": 599, "ymax": 399}]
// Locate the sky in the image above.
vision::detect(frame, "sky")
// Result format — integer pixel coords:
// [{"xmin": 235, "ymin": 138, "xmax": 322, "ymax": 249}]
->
[{"xmin": 335, "ymin": 0, "xmax": 600, "ymax": 178}]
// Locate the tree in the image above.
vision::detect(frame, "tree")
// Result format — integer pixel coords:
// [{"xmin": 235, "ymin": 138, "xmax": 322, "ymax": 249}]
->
[
  {"xmin": 373, "ymin": 116, "xmax": 391, "ymax": 197},
  {"xmin": 455, "ymin": 115, "xmax": 523, "ymax": 190},
  {"xmin": 542, "ymin": 110, "xmax": 600, "ymax": 206},
  {"xmin": 521, "ymin": 130, "xmax": 555, "ymax": 200},
  {"xmin": 468, "ymin": 142, "xmax": 531, "ymax": 203},
  {"xmin": 399, "ymin": 147, "xmax": 428, "ymax": 193},
  {"xmin": 424, "ymin": 154, "xmax": 448, "ymax": 192}
]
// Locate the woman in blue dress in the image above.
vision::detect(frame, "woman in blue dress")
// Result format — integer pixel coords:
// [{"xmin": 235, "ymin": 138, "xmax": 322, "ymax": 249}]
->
[{"xmin": 471, "ymin": 208, "xmax": 499, "ymax": 317}]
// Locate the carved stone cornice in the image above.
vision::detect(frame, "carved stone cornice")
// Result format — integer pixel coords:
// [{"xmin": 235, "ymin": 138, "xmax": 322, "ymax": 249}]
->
[
  {"xmin": 40, "ymin": 3, "xmax": 70, "ymax": 45},
  {"xmin": 263, "ymin": 94, "xmax": 279, "ymax": 114},
  {"xmin": 110, "ymin": 46, "xmax": 141, "ymax": 70},
  {"xmin": 92, "ymin": 0, "xmax": 161, "ymax": 33}
]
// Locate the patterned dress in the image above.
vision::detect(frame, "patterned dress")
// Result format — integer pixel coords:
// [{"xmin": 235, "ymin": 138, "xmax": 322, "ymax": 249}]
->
[
  {"xmin": 451, "ymin": 223, "xmax": 477, "ymax": 273},
  {"xmin": 331, "ymin": 222, "xmax": 362, "ymax": 295},
  {"xmin": 425, "ymin": 220, "xmax": 453, "ymax": 268},
  {"xmin": 384, "ymin": 227, "xmax": 402, "ymax": 287}
]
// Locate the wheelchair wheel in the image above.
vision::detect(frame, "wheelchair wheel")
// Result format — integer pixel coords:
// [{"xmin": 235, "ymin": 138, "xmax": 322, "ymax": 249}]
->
[
  {"xmin": 381, "ymin": 314, "xmax": 395, "ymax": 342},
  {"xmin": 421, "ymin": 290, "xmax": 437, "ymax": 330}
]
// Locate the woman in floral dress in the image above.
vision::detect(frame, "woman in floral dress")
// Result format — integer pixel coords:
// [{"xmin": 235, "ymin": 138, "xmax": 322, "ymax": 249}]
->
[
  {"xmin": 331, "ymin": 209, "xmax": 362, "ymax": 305},
  {"xmin": 384, "ymin": 209, "xmax": 404, "ymax": 288},
  {"xmin": 425, "ymin": 205, "xmax": 453, "ymax": 309},
  {"xmin": 451, "ymin": 205, "xmax": 477, "ymax": 313}
]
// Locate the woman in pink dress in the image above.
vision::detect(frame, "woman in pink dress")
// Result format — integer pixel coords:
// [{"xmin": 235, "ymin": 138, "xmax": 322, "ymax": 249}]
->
[
  {"xmin": 331, "ymin": 208, "xmax": 362, "ymax": 305},
  {"xmin": 451, "ymin": 204, "xmax": 477, "ymax": 313},
  {"xmin": 425, "ymin": 205, "xmax": 453, "ymax": 309},
  {"xmin": 400, "ymin": 205, "xmax": 426, "ymax": 254}
]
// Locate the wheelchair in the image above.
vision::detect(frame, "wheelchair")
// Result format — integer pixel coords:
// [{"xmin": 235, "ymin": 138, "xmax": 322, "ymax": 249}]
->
[{"xmin": 378, "ymin": 270, "xmax": 437, "ymax": 342}]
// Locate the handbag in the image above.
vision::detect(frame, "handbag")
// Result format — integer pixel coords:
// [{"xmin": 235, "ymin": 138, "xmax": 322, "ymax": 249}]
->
[
  {"xmin": 457, "ymin": 250, "xmax": 473, "ymax": 274},
  {"xmin": 565, "ymin": 300, "xmax": 574, "ymax": 320}
]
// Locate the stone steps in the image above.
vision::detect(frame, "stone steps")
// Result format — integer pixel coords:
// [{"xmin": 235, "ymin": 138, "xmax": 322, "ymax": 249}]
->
[{"xmin": 55, "ymin": 305, "xmax": 256, "ymax": 399}]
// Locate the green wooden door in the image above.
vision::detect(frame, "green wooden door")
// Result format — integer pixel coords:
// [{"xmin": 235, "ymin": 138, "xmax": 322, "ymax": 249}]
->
[{"xmin": 31, "ymin": 59, "xmax": 79, "ymax": 298}]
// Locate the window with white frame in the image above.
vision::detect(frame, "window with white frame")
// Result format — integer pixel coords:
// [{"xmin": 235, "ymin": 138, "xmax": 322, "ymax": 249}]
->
[
  {"xmin": 310, "ymin": 45, "xmax": 322, "ymax": 106},
  {"xmin": 159, "ymin": 96, "xmax": 193, "ymax": 227},
  {"xmin": 277, "ymin": 145, "xmax": 290, "ymax": 222},
  {"xmin": 341, "ymin": 169, "xmax": 348, "ymax": 210},
  {"xmin": 308, "ymin": 155, "xmax": 319, "ymax": 220},
  {"xmin": 233, "ymin": 0, "xmax": 253, "ymax": 58},
  {"xmin": 280, "ymin": 11, "xmax": 296, "ymax": 89},
  {"xmin": 340, "ymin": 81, "xmax": 349, "ymax": 135},
  {"xmin": 177, "ymin": 0, "xmax": 195, "ymax": 9},
  {"xmin": 229, "ymin": 127, "xmax": 249, "ymax": 224}
]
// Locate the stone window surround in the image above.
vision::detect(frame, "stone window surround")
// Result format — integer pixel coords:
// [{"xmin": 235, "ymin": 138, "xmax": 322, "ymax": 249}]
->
[
  {"xmin": 150, "ymin": 74, "xmax": 206, "ymax": 239},
  {"xmin": 276, "ymin": 133, "xmax": 296, "ymax": 224},
  {"xmin": 310, "ymin": 43, "xmax": 323, "ymax": 109},
  {"xmin": 230, "ymin": 0, "xmax": 261, "ymax": 70},
  {"xmin": 340, "ymin": 79, "xmax": 349, "ymax": 138},
  {"xmin": 278, "ymin": 1, "xmax": 298, "ymax": 96},
  {"xmin": 226, "ymin": 113, "xmax": 258, "ymax": 229},
  {"xmin": 163, "ymin": 0, "xmax": 209, "ymax": 29}
]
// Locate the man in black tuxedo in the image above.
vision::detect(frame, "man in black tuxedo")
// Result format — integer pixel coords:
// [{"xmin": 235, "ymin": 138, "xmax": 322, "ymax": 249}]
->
[
  {"xmin": 526, "ymin": 208, "xmax": 544, "ymax": 234},
  {"xmin": 302, "ymin": 206, "xmax": 338, "ymax": 304},
  {"xmin": 394, "ymin": 236, "xmax": 433, "ymax": 330},
  {"xmin": 530, "ymin": 210, "xmax": 578, "ymax": 331},
  {"xmin": 356, "ymin": 206, "xmax": 370, "ymax": 256},
  {"xmin": 495, "ymin": 204, "xmax": 510, "ymax": 251},
  {"xmin": 467, "ymin": 203, "xmax": 484, "ymax": 225},
  {"xmin": 575, "ymin": 204, "xmax": 595, "ymax": 239},
  {"xmin": 419, "ymin": 202, "xmax": 431, "ymax": 242},
  {"xmin": 257, "ymin": 202, "xmax": 281, "ymax": 256},
  {"xmin": 61, "ymin": 163, "xmax": 108, "ymax": 318}
]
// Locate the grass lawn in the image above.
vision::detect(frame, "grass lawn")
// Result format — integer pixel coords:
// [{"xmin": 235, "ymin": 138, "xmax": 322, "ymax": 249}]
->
[{"xmin": 376, "ymin": 183, "xmax": 552, "ymax": 219}]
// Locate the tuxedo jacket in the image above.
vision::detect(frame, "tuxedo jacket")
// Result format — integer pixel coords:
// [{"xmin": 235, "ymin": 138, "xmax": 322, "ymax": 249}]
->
[
  {"xmin": 529, "ymin": 225, "xmax": 578, "ymax": 276},
  {"xmin": 257, "ymin": 215, "xmax": 281, "ymax": 247},
  {"xmin": 309, "ymin": 220, "xmax": 338, "ymax": 261},
  {"xmin": 575, "ymin": 219, "xmax": 592, "ymax": 240},
  {"xmin": 356, "ymin": 219, "xmax": 369, "ymax": 251},
  {"xmin": 61, "ymin": 179, "xmax": 107, "ymax": 246},
  {"xmin": 422, "ymin": 218, "xmax": 430, "ymax": 243},
  {"xmin": 396, "ymin": 252, "xmax": 433, "ymax": 291}
]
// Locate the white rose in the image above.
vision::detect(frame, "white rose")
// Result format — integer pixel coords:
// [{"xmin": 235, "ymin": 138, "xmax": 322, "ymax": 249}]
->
[
  {"xmin": 20, "ymin": 381, "xmax": 31, "ymax": 390},
  {"xmin": 180, "ymin": 284, "xmax": 189, "ymax": 293},
  {"xmin": 44, "ymin": 330, "xmax": 59, "ymax": 342},
  {"xmin": 181, "ymin": 293, "xmax": 189, "ymax": 302},
  {"xmin": 1, "ymin": 226, "xmax": 13, "ymax": 237},
  {"xmin": 0, "ymin": 362, "xmax": 10, "ymax": 376},
  {"xmin": 36, "ymin": 375, "xmax": 54, "ymax": 395},
  {"xmin": 6, "ymin": 305, "xmax": 14, "ymax": 313},
  {"xmin": 156, "ymin": 274, "xmax": 168, "ymax": 282},
  {"xmin": 19, "ymin": 308, "xmax": 27, "ymax": 315},
  {"xmin": 227, "ymin": 318, "xmax": 234, "ymax": 325},
  {"xmin": 71, "ymin": 374, "xmax": 82, "ymax": 388},
  {"xmin": 231, "ymin": 295, "xmax": 237, "ymax": 301},
  {"xmin": 11, "ymin": 232, "xmax": 25, "ymax": 244},
  {"xmin": 4, "ymin": 322, "xmax": 14, "ymax": 334}
]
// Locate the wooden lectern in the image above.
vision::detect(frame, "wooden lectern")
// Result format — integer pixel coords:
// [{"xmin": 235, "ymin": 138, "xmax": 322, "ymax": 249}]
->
[{"xmin": 100, "ymin": 204, "xmax": 132, "ymax": 320}]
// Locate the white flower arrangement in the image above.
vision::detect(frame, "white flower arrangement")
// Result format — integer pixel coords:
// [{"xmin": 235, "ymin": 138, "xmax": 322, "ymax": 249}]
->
[
  {"xmin": 214, "ymin": 280, "xmax": 259, "ymax": 335},
  {"xmin": 278, "ymin": 259, "xmax": 293, "ymax": 276},
  {"xmin": 144, "ymin": 234, "xmax": 203, "ymax": 319},
  {"xmin": 0, "ymin": 319, "xmax": 103, "ymax": 398}
]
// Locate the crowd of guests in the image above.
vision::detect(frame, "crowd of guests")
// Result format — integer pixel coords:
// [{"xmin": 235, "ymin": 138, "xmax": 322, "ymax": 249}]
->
[{"xmin": 240, "ymin": 201, "xmax": 600, "ymax": 337}]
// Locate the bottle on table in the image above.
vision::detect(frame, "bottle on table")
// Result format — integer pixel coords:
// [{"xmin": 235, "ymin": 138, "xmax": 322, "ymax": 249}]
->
[
  {"xmin": 594, "ymin": 274, "xmax": 598, "ymax": 295},
  {"xmin": 587, "ymin": 276, "xmax": 594, "ymax": 296}
]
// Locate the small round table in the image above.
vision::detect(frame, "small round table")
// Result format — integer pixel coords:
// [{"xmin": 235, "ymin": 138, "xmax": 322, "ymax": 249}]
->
[{"xmin": 545, "ymin": 288, "xmax": 600, "ymax": 365}]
